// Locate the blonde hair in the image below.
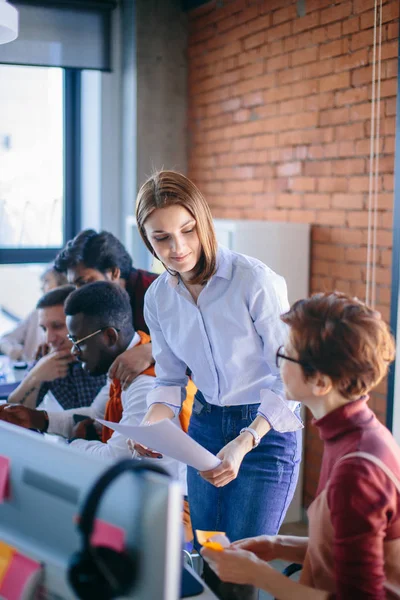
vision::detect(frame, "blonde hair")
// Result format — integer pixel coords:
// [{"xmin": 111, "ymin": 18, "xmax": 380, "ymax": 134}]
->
[{"xmin": 135, "ymin": 171, "xmax": 217, "ymax": 285}]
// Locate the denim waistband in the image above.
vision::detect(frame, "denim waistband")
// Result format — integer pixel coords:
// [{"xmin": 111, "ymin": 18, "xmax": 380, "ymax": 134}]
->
[{"xmin": 194, "ymin": 390, "xmax": 260, "ymax": 419}]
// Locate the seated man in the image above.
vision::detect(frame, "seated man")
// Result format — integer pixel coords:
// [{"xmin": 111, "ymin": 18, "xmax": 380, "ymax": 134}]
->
[
  {"xmin": 1, "ymin": 282, "xmax": 187, "ymax": 472},
  {"xmin": 8, "ymin": 285, "xmax": 106, "ymax": 410},
  {"xmin": 54, "ymin": 229, "xmax": 157, "ymax": 389},
  {"xmin": 1, "ymin": 281, "xmax": 192, "ymax": 541},
  {"xmin": 0, "ymin": 266, "xmax": 68, "ymax": 361}
]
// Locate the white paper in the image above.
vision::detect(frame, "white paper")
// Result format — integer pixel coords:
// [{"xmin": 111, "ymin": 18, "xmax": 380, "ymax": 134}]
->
[{"xmin": 97, "ymin": 418, "xmax": 221, "ymax": 472}]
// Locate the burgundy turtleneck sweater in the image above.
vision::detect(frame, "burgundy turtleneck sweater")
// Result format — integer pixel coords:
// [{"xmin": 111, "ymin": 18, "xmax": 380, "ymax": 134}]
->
[{"xmin": 314, "ymin": 398, "xmax": 400, "ymax": 599}]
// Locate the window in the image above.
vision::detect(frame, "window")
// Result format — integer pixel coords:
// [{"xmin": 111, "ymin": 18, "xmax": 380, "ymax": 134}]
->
[{"xmin": 0, "ymin": 65, "xmax": 81, "ymax": 264}]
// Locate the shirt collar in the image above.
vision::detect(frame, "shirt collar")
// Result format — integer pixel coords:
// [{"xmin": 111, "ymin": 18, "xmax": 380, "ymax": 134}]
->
[
  {"xmin": 165, "ymin": 244, "xmax": 232, "ymax": 288},
  {"xmin": 128, "ymin": 332, "xmax": 140, "ymax": 349},
  {"xmin": 313, "ymin": 396, "xmax": 374, "ymax": 442}
]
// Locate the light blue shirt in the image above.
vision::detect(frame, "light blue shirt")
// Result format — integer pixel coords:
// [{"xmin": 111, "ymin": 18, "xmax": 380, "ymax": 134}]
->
[{"xmin": 144, "ymin": 245, "xmax": 302, "ymax": 433}]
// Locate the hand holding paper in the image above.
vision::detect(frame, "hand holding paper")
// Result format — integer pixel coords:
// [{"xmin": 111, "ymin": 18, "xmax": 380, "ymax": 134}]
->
[{"xmin": 96, "ymin": 418, "xmax": 221, "ymax": 472}]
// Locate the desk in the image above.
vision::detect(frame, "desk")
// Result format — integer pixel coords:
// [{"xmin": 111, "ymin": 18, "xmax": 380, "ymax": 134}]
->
[{"xmin": 0, "ymin": 355, "xmax": 27, "ymax": 399}]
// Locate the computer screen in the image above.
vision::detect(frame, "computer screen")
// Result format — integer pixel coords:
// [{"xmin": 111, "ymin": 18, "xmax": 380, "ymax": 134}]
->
[{"xmin": 0, "ymin": 421, "xmax": 183, "ymax": 599}]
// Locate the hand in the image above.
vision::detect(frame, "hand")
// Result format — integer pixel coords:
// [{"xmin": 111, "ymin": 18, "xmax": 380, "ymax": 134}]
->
[
  {"xmin": 31, "ymin": 350, "xmax": 74, "ymax": 383},
  {"xmin": 71, "ymin": 418, "xmax": 98, "ymax": 440},
  {"xmin": 108, "ymin": 344, "xmax": 153, "ymax": 390},
  {"xmin": 127, "ymin": 439, "xmax": 163, "ymax": 459},
  {"xmin": 231, "ymin": 535, "xmax": 280, "ymax": 562},
  {"xmin": 35, "ymin": 343, "xmax": 50, "ymax": 361},
  {"xmin": 200, "ymin": 436, "xmax": 252, "ymax": 487},
  {"xmin": 201, "ymin": 546, "xmax": 262, "ymax": 586},
  {"xmin": 0, "ymin": 405, "xmax": 46, "ymax": 430}
]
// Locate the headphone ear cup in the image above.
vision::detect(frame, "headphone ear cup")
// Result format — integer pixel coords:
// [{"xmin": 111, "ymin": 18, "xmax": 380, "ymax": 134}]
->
[{"xmin": 68, "ymin": 547, "xmax": 136, "ymax": 600}]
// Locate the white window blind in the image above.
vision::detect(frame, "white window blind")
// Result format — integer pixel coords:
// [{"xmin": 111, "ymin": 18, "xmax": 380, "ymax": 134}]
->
[{"xmin": 0, "ymin": 0, "xmax": 117, "ymax": 70}]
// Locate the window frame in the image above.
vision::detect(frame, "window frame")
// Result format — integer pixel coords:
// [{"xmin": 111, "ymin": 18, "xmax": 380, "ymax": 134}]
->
[{"xmin": 0, "ymin": 68, "xmax": 82, "ymax": 265}]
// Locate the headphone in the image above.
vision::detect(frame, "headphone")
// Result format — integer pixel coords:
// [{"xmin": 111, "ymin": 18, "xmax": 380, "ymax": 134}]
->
[{"xmin": 68, "ymin": 459, "xmax": 169, "ymax": 600}]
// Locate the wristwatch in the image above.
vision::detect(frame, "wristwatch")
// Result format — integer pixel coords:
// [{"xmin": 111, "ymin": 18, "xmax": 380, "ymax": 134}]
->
[{"xmin": 239, "ymin": 427, "xmax": 261, "ymax": 448}]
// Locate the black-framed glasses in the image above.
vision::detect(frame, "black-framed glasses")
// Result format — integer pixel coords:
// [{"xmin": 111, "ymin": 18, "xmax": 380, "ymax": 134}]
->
[
  {"xmin": 67, "ymin": 327, "xmax": 119, "ymax": 353},
  {"xmin": 275, "ymin": 345, "xmax": 314, "ymax": 371}
]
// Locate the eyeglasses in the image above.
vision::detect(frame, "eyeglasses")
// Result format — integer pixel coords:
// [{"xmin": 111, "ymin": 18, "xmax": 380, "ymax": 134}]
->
[
  {"xmin": 275, "ymin": 345, "xmax": 314, "ymax": 372},
  {"xmin": 67, "ymin": 327, "xmax": 119, "ymax": 353}
]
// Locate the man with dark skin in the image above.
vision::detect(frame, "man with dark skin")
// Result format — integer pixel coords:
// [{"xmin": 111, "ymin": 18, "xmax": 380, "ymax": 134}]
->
[{"xmin": 54, "ymin": 229, "xmax": 157, "ymax": 390}]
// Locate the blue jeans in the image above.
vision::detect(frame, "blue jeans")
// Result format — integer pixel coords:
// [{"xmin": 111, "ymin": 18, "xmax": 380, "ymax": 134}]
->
[{"xmin": 188, "ymin": 392, "xmax": 302, "ymax": 548}]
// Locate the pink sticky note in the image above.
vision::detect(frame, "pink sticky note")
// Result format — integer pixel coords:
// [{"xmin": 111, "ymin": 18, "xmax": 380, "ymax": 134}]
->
[
  {"xmin": 0, "ymin": 456, "xmax": 10, "ymax": 502},
  {"xmin": 0, "ymin": 552, "xmax": 41, "ymax": 600},
  {"xmin": 90, "ymin": 518, "xmax": 125, "ymax": 552}
]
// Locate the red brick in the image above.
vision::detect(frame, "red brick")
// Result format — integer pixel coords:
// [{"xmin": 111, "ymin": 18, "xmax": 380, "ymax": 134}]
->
[
  {"xmin": 292, "ymin": 46, "xmax": 319, "ymax": 66},
  {"xmin": 240, "ymin": 61, "xmax": 264, "ymax": 80},
  {"xmin": 318, "ymin": 178, "xmax": 348, "ymax": 192},
  {"xmin": 330, "ymin": 228, "xmax": 363, "ymax": 245},
  {"xmin": 320, "ymin": 2, "xmax": 352, "ymax": 25},
  {"xmin": 266, "ymin": 21, "xmax": 291, "ymax": 42},
  {"xmin": 350, "ymin": 102, "xmax": 373, "ymax": 121},
  {"xmin": 383, "ymin": 175, "xmax": 394, "ymax": 192},
  {"xmin": 303, "ymin": 194, "xmax": 330, "ymax": 209},
  {"xmin": 272, "ymin": 5, "xmax": 297, "ymax": 25},
  {"xmin": 288, "ymin": 209, "xmax": 317, "ymax": 223},
  {"xmin": 379, "ymin": 78, "xmax": 398, "ymax": 99},
  {"xmin": 279, "ymin": 97, "xmax": 305, "ymax": 115},
  {"xmin": 320, "ymin": 107, "xmax": 350, "ymax": 126},
  {"xmin": 320, "ymin": 71, "xmax": 351, "ymax": 92},
  {"xmin": 386, "ymin": 97, "xmax": 397, "ymax": 116},
  {"xmin": 278, "ymin": 64, "xmax": 306, "ymax": 85},
  {"xmin": 348, "ymin": 177, "xmax": 371, "ymax": 193},
  {"xmin": 268, "ymin": 53, "xmax": 290, "ymax": 71},
  {"xmin": 303, "ymin": 59, "xmax": 334, "ymax": 79},
  {"xmin": 276, "ymin": 193, "xmax": 303, "ymax": 208},
  {"xmin": 332, "ymin": 194, "xmax": 364, "ymax": 209},
  {"xmin": 379, "ymin": 41, "xmax": 399, "ymax": 61},
  {"xmin": 334, "ymin": 48, "xmax": 369, "ymax": 72},
  {"xmin": 311, "ymin": 22, "xmax": 342, "ymax": 45},
  {"xmin": 335, "ymin": 86, "xmax": 369, "ymax": 106},
  {"xmin": 316, "ymin": 210, "xmax": 347, "ymax": 226},
  {"xmin": 315, "ymin": 243, "xmax": 346, "ymax": 261},
  {"xmin": 243, "ymin": 92, "xmax": 263, "ymax": 107},
  {"xmin": 244, "ymin": 31, "xmax": 266, "ymax": 51},
  {"xmin": 276, "ymin": 162, "xmax": 302, "ymax": 177},
  {"xmin": 351, "ymin": 29, "xmax": 374, "ymax": 51},
  {"xmin": 345, "ymin": 247, "xmax": 368, "ymax": 264},
  {"xmin": 353, "ymin": 0, "xmax": 375, "ymax": 13},
  {"xmin": 292, "ymin": 11, "xmax": 319, "ymax": 34},
  {"xmin": 289, "ymin": 177, "xmax": 316, "ymax": 192},
  {"xmin": 336, "ymin": 122, "xmax": 365, "ymax": 140},
  {"xmin": 304, "ymin": 161, "xmax": 332, "ymax": 176},
  {"xmin": 352, "ymin": 66, "xmax": 373, "ymax": 86},
  {"xmin": 343, "ymin": 16, "xmax": 360, "ymax": 35},
  {"xmin": 233, "ymin": 109, "xmax": 251, "ymax": 123},
  {"xmin": 320, "ymin": 39, "xmax": 348, "ymax": 60}
]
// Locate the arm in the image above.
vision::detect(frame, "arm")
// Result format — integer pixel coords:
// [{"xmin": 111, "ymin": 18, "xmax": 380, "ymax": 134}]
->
[
  {"xmin": 143, "ymin": 287, "xmax": 189, "ymax": 418},
  {"xmin": 108, "ymin": 343, "xmax": 154, "ymax": 390},
  {"xmin": 201, "ymin": 547, "xmax": 329, "ymax": 600},
  {"xmin": 8, "ymin": 350, "xmax": 74, "ymax": 408},
  {"xmin": 249, "ymin": 266, "xmax": 302, "ymax": 433},
  {"xmin": 232, "ymin": 534, "xmax": 309, "ymax": 564},
  {"xmin": 327, "ymin": 459, "xmax": 394, "ymax": 599},
  {"xmin": 70, "ymin": 375, "xmax": 151, "ymax": 459},
  {"xmin": 47, "ymin": 381, "xmax": 111, "ymax": 438}
]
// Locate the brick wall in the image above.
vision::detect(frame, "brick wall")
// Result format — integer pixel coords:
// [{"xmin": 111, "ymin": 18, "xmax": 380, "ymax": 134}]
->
[{"xmin": 187, "ymin": 0, "xmax": 399, "ymax": 507}]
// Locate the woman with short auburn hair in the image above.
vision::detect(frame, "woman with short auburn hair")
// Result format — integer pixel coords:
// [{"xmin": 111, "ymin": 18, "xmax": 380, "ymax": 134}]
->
[
  {"xmin": 202, "ymin": 292, "xmax": 400, "ymax": 600},
  {"xmin": 134, "ymin": 170, "xmax": 303, "ymax": 600}
]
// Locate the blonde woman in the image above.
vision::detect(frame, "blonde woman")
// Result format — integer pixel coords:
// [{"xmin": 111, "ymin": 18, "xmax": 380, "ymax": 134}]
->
[{"xmin": 134, "ymin": 171, "xmax": 303, "ymax": 599}]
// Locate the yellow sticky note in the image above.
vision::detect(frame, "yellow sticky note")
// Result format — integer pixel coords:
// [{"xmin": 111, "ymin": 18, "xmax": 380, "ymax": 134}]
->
[
  {"xmin": 195, "ymin": 530, "xmax": 227, "ymax": 552},
  {"xmin": 0, "ymin": 541, "xmax": 15, "ymax": 585}
]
